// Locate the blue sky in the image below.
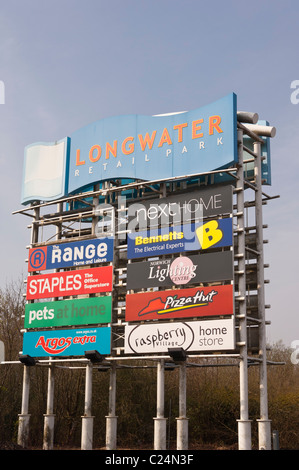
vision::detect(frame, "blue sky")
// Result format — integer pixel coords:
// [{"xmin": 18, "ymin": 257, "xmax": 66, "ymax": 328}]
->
[{"xmin": 0, "ymin": 0, "xmax": 298, "ymax": 347}]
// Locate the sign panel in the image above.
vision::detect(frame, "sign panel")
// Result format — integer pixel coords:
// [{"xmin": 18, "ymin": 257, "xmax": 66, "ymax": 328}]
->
[
  {"xmin": 126, "ymin": 251, "xmax": 233, "ymax": 290},
  {"xmin": 21, "ymin": 94, "xmax": 237, "ymax": 204},
  {"xmin": 243, "ymin": 121, "xmax": 272, "ymax": 185},
  {"xmin": 127, "ymin": 184, "xmax": 233, "ymax": 231},
  {"xmin": 127, "ymin": 217, "xmax": 233, "ymax": 259},
  {"xmin": 24, "ymin": 296, "xmax": 112, "ymax": 329},
  {"xmin": 22, "ymin": 326, "xmax": 111, "ymax": 357},
  {"xmin": 26, "ymin": 266, "xmax": 113, "ymax": 300},
  {"xmin": 28, "ymin": 237, "xmax": 114, "ymax": 272},
  {"xmin": 124, "ymin": 318, "xmax": 235, "ymax": 354},
  {"xmin": 68, "ymin": 94, "xmax": 237, "ymax": 194},
  {"xmin": 125, "ymin": 285, "xmax": 234, "ymax": 321}
]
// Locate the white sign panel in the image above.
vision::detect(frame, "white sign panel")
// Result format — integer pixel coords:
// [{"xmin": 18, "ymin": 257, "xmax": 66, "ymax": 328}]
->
[
  {"xmin": 21, "ymin": 138, "xmax": 69, "ymax": 204},
  {"xmin": 125, "ymin": 318, "xmax": 235, "ymax": 354}
]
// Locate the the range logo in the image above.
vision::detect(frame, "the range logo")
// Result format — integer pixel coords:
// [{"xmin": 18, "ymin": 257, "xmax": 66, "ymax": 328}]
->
[
  {"xmin": 28, "ymin": 238, "xmax": 114, "ymax": 272},
  {"xmin": 126, "ymin": 251, "xmax": 233, "ymax": 290},
  {"xmin": 125, "ymin": 318, "xmax": 235, "ymax": 354},
  {"xmin": 125, "ymin": 285, "xmax": 234, "ymax": 321},
  {"xmin": 26, "ymin": 266, "xmax": 113, "ymax": 300}
]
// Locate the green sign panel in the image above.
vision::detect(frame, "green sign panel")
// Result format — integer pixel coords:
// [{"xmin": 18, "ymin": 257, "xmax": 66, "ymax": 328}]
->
[{"xmin": 25, "ymin": 296, "xmax": 112, "ymax": 329}]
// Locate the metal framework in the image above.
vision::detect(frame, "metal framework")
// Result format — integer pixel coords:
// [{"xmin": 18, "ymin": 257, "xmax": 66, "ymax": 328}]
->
[{"xmin": 5, "ymin": 111, "xmax": 280, "ymax": 450}]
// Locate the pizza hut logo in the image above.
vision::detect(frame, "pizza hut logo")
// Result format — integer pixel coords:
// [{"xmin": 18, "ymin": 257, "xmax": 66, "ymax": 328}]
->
[{"xmin": 138, "ymin": 288, "xmax": 218, "ymax": 317}]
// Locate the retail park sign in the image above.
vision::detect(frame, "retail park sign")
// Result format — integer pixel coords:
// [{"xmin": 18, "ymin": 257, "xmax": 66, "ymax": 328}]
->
[
  {"xmin": 21, "ymin": 94, "xmax": 237, "ymax": 204},
  {"xmin": 126, "ymin": 251, "xmax": 233, "ymax": 290}
]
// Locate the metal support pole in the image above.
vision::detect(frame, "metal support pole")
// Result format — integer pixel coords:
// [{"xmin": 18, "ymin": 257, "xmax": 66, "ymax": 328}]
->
[
  {"xmin": 18, "ymin": 205, "xmax": 40, "ymax": 448},
  {"xmin": 81, "ymin": 362, "xmax": 94, "ymax": 450},
  {"xmin": 106, "ymin": 363, "xmax": 117, "ymax": 450},
  {"xmin": 154, "ymin": 360, "xmax": 167, "ymax": 450},
  {"xmin": 17, "ymin": 365, "xmax": 31, "ymax": 448},
  {"xmin": 43, "ymin": 361, "xmax": 55, "ymax": 450},
  {"xmin": 254, "ymin": 141, "xmax": 271, "ymax": 450},
  {"xmin": 43, "ymin": 203, "xmax": 61, "ymax": 450},
  {"xmin": 236, "ymin": 128, "xmax": 252, "ymax": 450},
  {"xmin": 176, "ymin": 362, "xmax": 188, "ymax": 450},
  {"xmin": 92, "ymin": 183, "xmax": 100, "ymax": 236}
]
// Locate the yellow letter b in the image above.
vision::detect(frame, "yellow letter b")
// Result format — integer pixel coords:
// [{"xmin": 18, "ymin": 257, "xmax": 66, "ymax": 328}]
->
[{"xmin": 196, "ymin": 220, "xmax": 223, "ymax": 249}]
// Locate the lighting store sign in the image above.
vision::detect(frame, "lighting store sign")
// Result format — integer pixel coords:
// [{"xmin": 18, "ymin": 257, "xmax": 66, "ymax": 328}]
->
[
  {"xmin": 21, "ymin": 94, "xmax": 237, "ymax": 204},
  {"xmin": 127, "ymin": 217, "xmax": 232, "ymax": 259},
  {"xmin": 126, "ymin": 251, "xmax": 233, "ymax": 290},
  {"xmin": 125, "ymin": 318, "xmax": 235, "ymax": 354}
]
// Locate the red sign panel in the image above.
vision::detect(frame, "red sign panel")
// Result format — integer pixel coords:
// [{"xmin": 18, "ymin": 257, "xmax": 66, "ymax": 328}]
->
[
  {"xmin": 26, "ymin": 266, "xmax": 113, "ymax": 300},
  {"xmin": 125, "ymin": 285, "xmax": 233, "ymax": 321}
]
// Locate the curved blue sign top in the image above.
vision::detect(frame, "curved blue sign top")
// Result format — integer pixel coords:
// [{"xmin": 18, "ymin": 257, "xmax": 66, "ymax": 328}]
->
[
  {"xmin": 68, "ymin": 93, "xmax": 237, "ymax": 194},
  {"xmin": 21, "ymin": 94, "xmax": 237, "ymax": 205}
]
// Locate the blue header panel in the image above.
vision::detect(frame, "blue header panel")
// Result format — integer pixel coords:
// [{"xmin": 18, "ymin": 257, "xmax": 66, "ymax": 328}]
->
[
  {"xmin": 68, "ymin": 93, "xmax": 237, "ymax": 194},
  {"xmin": 21, "ymin": 94, "xmax": 238, "ymax": 204}
]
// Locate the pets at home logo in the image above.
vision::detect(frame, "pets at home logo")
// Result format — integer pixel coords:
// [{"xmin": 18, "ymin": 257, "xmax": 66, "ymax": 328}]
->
[{"xmin": 0, "ymin": 81, "xmax": 5, "ymax": 104}]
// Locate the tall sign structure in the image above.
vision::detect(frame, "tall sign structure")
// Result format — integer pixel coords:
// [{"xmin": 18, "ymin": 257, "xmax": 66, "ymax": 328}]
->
[{"xmin": 10, "ymin": 94, "xmax": 277, "ymax": 450}]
